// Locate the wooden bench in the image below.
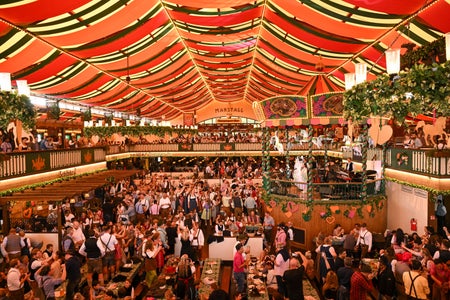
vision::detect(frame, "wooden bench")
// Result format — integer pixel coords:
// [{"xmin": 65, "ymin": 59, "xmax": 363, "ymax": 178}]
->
[{"xmin": 220, "ymin": 265, "xmax": 232, "ymax": 294}]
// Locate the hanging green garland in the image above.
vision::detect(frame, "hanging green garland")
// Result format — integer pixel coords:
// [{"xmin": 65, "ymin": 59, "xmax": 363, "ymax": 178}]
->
[
  {"xmin": 0, "ymin": 91, "xmax": 36, "ymax": 131},
  {"xmin": 385, "ymin": 177, "xmax": 450, "ymax": 196},
  {"xmin": 344, "ymin": 61, "xmax": 450, "ymax": 124},
  {"xmin": 83, "ymin": 126, "xmax": 198, "ymax": 138},
  {"xmin": 361, "ymin": 124, "xmax": 368, "ymax": 202}
]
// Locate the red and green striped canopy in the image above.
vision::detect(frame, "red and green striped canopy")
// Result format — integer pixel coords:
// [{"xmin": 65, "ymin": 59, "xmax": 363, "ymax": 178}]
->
[{"xmin": 0, "ymin": 0, "xmax": 448, "ymax": 121}]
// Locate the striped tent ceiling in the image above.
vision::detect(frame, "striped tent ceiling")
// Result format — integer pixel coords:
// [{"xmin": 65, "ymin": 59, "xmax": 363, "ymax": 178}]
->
[{"xmin": 0, "ymin": 0, "xmax": 449, "ymax": 122}]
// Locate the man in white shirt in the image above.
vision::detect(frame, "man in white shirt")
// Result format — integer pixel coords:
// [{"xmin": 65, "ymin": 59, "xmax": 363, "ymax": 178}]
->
[
  {"xmin": 99, "ymin": 226, "xmax": 119, "ymax": 282},
  {"xmin": 355, "ymin": 223, "xmax": 372, "ymax": 258},
  {"xmin": 244, "ymin": 193, "xmax": 257, "ymax": 214},
  {"xmin": 190, "ymin": 222, "xmax": 204, "ymax": 263},
  {"xmin": 71, "ymin": 221, "xmax": 86, "ymax": 250},
  {"xmin": 221, "ymin": 191, "xmax": 232, "ymax": 216},
  {"xmin": 7, "ymin": 258, "xmax": 28, "ymax": 298},
  {"xmin": 159, "ymin": 192, "xmax": 172, "ymax": 218},
  {"xmin": 135, "ymin": 193, "xmax": 149, "ymax": 223}
]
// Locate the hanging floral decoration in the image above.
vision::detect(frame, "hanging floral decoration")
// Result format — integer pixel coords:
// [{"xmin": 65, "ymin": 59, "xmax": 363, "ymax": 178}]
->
[
  {"xmin": 0, "ymin": 91, "xmax": 36, "ymax": 131},
  {"xmin": 344, "ymin": 61, "xmax": 450, "ymax": 124},
  {"xmin": 268, "ymin": 194, "xmax": 385, "ymax": 222},
  {"xmin": 386, "ymin": 177, "xmax": 450, "ymax": 196},
  {"xmin": 83, "ymin": 126, "xmax": 198, "ymax": 138}
]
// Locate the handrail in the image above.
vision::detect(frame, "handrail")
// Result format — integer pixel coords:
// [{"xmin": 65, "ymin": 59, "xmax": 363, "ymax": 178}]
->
[
  {"xmin": 269, "ymin": 178, "xmax": 382, "ymax": 201},
  {"xmin": 1, "ymin": 143, "xmax": 449, "ymax": 180}
]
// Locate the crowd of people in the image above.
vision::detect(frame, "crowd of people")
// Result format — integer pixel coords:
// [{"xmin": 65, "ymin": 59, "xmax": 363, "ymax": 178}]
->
[
  {"xmin": 306, "ymin": 218, "xmax": 450, "ymax": 300},
  {"xmin": 0, "ymin": 157, "xmax": 287, "ymax": 300}
]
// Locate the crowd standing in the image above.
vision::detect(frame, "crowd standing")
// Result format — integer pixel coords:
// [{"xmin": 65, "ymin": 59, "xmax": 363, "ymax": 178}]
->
[
  {"xmin": 1, "ymin": 153, "xmax": 449, "ymax": 300},
  {"xmin": 0, "ymin": 157, "xmax": 276, "ymax": 300}
]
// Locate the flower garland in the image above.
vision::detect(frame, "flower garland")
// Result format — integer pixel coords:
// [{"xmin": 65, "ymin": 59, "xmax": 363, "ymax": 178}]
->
[{"xmin": 265, "ymin": 194, "xmax": 386, "ymax": 222}]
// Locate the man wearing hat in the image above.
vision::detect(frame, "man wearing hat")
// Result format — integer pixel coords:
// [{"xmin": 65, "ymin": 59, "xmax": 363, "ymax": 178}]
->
[{"xmin": 350, "ymin": 263, "xmax": 374, "ymax": 299}]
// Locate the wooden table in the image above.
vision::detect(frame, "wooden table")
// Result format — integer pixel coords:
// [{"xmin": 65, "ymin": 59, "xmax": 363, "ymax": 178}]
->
[
  {"xmin": 146, "ymin": 256, "xmax": 179, "ymax": 299},
  {"xmin": 247, "ymin": 259, "xmax": 269, "ymax": 300},
  {"xmin": 55, "ymin": 261, "xmax": 142, "ymax": 299},
  {"xmin": 303, "ymin": 278, "xmax": 320, "ymax": 299},
  {"xmin": 198, "ymin": 258, "xmax": 221, "ymax": 300}
]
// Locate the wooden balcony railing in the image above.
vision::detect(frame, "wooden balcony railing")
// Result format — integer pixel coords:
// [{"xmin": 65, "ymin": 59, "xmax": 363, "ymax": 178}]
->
[
  {"xmin": 269, "ymin": 178, "xmax": 383, "ymax": 201},
  {"xmin": 0, "ymin": 147, "xmax": 105, "ymax": 179},
  {"xmin": 1, "ymin": 143, "xmax": 449, "ymax": 180}
]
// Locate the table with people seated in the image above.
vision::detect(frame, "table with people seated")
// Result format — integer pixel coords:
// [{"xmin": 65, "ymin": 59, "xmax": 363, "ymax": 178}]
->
[
  {"xmin": 146, "ymin": 256, "xmax": 180, "ymax": 299},
  {"xmin": 247, "ymin": 257, "xmax": 269, "ymax": 300},
  {"xmin": 246, "ymin": 256, "xmax": 320, "ymax": 300},
  {"xmin": 54, "ymin": 260, "xmax": 143, "ymax": 299},
  {"xmin": 198, "ymin": 258, "xmax": 222, "ymax": 300},
  {"xmin": 303, "ymin": 278, "xmax": 321, "ymax": 299}
]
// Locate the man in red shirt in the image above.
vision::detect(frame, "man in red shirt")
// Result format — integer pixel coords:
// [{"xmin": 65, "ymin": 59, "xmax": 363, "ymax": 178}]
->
[
  {"xmin": 233, "ymin": 243, "xmax": 248, "ymax": 294},
  {"xmin": 350, "ymin": 263, "xmax": 374, "ymax": 299}
]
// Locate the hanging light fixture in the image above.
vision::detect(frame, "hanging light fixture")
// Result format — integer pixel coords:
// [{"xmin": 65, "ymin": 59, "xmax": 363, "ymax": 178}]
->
[
  {"xmin": 0, "ymin": 73, "xmax": 11, "ymax": 91},
  {"xmin": 344, "ymin": 73, "xmax": 356, "ymax": 90},
  {"xmin": 385, "ymin": 49, "xmax": 401, "ymax": 74},
  {"xmin": 16, "ymin": 80, "xmax": 30, "ymax": 96},
  {"xmin": 354, "ymin": 63, "xmax": 367, "ymax": 84},
  {"xmin": 446, "ymin": 33, "xmax": 450, "ymax": 61},
  {"xmin": 125, "ymin": 51, "xmax": 131, "ymax": 84}
]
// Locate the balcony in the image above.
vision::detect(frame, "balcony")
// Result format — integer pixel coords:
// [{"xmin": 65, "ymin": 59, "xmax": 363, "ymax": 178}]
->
[{"xmin": 0, "ymin": 143, "xmax": 449, "ymax": 189}]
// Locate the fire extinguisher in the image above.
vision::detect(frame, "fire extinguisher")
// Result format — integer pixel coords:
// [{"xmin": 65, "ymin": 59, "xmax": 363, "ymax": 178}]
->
[{"xmin": 410, "ymin": 218, "xmax": 417, "ymax": 232}]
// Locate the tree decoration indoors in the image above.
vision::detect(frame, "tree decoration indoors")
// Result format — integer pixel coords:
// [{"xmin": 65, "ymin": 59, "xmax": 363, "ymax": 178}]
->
[{"xmin": 0, "ymin": 91, "xmax": 36, "ymax": 131}]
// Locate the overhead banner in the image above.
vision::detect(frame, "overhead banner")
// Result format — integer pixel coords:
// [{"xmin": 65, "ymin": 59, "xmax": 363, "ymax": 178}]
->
[
  {"xmin": 258, "ymin": 96, "xmax": 308, "ymax": 120},
  {"xmin": 183, "ymin": 113, "xmax": 194, "ymax": 126},
  {"xmin": 311, "ymin": 93, "xmax": 344, "ymax": 117}
]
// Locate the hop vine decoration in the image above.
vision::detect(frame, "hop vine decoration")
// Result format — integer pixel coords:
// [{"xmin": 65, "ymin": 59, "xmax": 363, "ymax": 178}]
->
[
  {"xmin": 344, "ymin": 61, "xmax": 450, "ymax": 124},
  {"xmin": 47, "ymin": 101, "xmax": 61, "ymax": 120},
  {"xmin": 0, "ymin": 91, "xmax": 36, "ymax": 131},
  {"xmin": 302, "ymin": 209, "xmax": 312, "ymax": 221},
  {"xmin": 83, "ymin": 126, "xmax": 198, "ymax": 138},
  {"xmin": 82, "ymin": 108, "xmax": 92, "ymax": 121}
]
